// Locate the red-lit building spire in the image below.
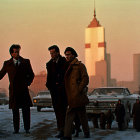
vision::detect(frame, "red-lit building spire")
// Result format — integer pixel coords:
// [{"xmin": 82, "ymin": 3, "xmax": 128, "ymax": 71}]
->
[
  {"xmin": 94, "ymin": 8, "xmax": 96, "ymax": 18},
  {"xmin": 94, "ymin": 0, "xmax": 96, "ymax": 18},
  {"xmin": 88, "ymin": 0, "xmax": 101, "ymax": 28}
]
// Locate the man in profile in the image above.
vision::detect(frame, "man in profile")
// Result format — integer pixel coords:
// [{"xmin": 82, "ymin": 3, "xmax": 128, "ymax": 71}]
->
[
  {"xmin": 0, "ymin": 44, "xmax": 34, "ymax": 134},
  {"xmin": 46, "ymin": 45, "xmax": 67, "ymax": 138}
]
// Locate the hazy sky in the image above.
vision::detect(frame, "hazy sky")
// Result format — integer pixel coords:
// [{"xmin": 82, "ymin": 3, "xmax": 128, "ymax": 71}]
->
[{"xmin": 0, "ymin": 0, "xmax": 140, "ymax": 90}]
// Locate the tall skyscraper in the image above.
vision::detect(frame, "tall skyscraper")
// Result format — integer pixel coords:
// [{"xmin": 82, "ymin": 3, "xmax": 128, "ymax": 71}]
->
[
  {"xmin": 133, "ymin": 54, "xmax": 140, "ymax": 86},
  {"xmin": 85, "ymin": 8, "xmax": 110, "ymax": 88}
]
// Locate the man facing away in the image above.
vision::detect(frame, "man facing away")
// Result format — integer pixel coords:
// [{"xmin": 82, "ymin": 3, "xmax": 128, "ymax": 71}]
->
[
  {"xmin": 0, "ymin": 44, "xmax": 34, "ymax": 134},
  {"xmin": 61, "ymin": 47, "xmax": 90, "ymax": 140},
  {"xmin": 46, "ymin": 45, "xmax": 68, "ymax": 138},
  {"xmin": 132, "ymin": 99, "xmax": 140, "ymax": 131},
  {"xmin": 115, "ymin": 99, "xmax": 125, "ymax": 131}
]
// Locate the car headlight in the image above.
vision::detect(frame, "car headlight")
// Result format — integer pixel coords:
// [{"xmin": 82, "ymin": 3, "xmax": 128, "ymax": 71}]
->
[
  {"xmin": 33, "ymin": 99, "xmax": 37, "ymax": 103},
  {"xmin": 110, "ymin": 102, "xmax": 116, "ymax": 107}
]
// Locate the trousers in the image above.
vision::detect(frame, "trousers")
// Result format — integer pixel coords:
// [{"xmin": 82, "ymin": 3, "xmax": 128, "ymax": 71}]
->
[{"xmin": 12, "ymin": 107, "xmax": 30, "ymax": 131}]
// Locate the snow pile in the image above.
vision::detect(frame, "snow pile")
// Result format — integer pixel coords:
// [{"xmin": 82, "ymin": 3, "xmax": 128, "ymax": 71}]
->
[{"xmin": 0, "ymin": 105, "xmax": 140, "ymax": 140}]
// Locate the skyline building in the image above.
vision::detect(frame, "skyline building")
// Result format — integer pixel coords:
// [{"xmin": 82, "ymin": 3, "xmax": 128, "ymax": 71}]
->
[
  {"xmin": 133, "ymin": 54, "xmax": 140, "ymax": 87},
  {"xmin": 85, "ymin": 8, "xmax": 111, "ymax": 88}
]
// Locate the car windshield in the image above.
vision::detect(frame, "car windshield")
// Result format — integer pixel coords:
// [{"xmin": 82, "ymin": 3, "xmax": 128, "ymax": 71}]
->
[
  {"xmin": 38, "ymin": 91, "xmax": 50, "ymax": 96},
  {"xmin": 91, "ymin": 88, "xmax": 127, "ymax": 96}
]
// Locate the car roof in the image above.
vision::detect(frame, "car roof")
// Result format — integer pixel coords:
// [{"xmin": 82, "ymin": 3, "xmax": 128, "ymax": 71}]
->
[{"xmin": 94, "ymin": 87, "xmax": 127, "ymax": 89}]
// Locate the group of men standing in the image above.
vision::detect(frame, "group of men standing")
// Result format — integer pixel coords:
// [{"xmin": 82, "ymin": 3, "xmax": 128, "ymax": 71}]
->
[
  {"xmin": 115, "ymin": 99, "xmax": 140, "ymax": 132},
  {"xmin": 0, "ymin": 44, "xmax": 90, "ymax": 140},
  {"xmin": 1, "ymin": 44, "xmax": 140, "ymax": 139},
  {"xmin": 46, "ymin": 45, "xmax": 90, "ymax": 140}
]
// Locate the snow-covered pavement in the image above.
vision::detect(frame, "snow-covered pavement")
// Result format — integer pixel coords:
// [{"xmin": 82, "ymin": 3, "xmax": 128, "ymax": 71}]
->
[{"xmin": 0, "ymin": 105, "xmax": 140, "ymax": 140}]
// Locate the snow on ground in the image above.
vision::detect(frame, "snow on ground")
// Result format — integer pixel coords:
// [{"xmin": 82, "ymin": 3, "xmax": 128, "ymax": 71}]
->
[{"xmin": 0, "ymin": 105, "xmax": 140, "ymax": 140}]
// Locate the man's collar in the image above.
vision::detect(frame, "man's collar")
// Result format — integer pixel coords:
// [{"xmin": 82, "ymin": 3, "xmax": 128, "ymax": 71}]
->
[
  {"xmin": 70, "ymin": 58, "xmax": 80, "ymax": 65},
  {"xmin": 13, "ymin": 58, "xmax": 20, "ymax": 65},
  {"xmin": 52, "ymin": 55, "xmax": 60, "ymax": 63}
]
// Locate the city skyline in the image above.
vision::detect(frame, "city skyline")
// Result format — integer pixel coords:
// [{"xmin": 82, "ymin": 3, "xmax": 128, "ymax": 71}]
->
[{"xmin": 0, "ymin": 0, "xmax": 140, "ymax": 91}]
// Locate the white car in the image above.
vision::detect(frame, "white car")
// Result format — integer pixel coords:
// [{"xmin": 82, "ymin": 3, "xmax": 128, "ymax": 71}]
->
[
  {"xmin": 33, "ymin": 90, "xmax": 52, "ymax": 112},
  {"xmin": 0, "ymin": 97, "xmax": 9, "ymax": 105},
  {"xmin": 86, "ymin": 87, "xmax": 137, "ymax": 115},
  {"xmin": 86, "ymin": 87, "xmax": 138, "ymax": 128}
]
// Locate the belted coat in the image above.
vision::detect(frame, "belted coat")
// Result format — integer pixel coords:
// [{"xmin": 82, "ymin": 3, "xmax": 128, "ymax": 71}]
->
[
  {"xmin": 0, "ymin": 56, "xmax": 34, "ymax": 109},
  {"xmin": 64, "ymin": 58, "xmax": 89, "ymax": 108}
]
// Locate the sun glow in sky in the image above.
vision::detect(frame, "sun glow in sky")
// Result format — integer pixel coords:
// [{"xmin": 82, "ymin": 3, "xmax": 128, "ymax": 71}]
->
[{"xmin": 0, "ymin": 0, "xmax": 140, "ymax": 90}]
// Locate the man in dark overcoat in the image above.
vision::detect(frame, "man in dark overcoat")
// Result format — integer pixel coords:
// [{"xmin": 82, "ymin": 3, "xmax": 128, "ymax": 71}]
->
[
  {"xmin": 0, "ymin": 44, "xmax": 34, "ymax": 133},
  {"xmin": 132, "ymin": 99, "xmax": 140, "ymax": 131},
  {"xmin": 115, "ymin": 99, "xmax": 125, "ymax": 131},
  {"xmin": 46, "ymin": 45, "xmax": 68, "ymax": 138}
]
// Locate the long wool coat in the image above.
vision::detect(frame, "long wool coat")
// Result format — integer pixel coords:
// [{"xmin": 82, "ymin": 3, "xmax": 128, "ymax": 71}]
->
[
  {"xmin": 64, "ymin": 58, "xmax": 89, "ymax": 108},
  {"xmin": 46, "ymin": 55, "xmax": 68, "ymax": 109},
  {"xmin": 115, "ymin": 103, "xmax": 125, "ymax": 123},
  {"xmin": 0, "ymin": 56, "xmax": 34, "ymax": 109},
  {"xmin": 132, "ymin": 102, "xmax": 140, "ymax": 130}
]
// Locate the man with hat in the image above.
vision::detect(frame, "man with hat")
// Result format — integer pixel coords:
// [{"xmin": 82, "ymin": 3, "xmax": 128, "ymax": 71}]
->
[{"xmin": 61, "ymin": 47, "xmax": 90, "ymax": 140}]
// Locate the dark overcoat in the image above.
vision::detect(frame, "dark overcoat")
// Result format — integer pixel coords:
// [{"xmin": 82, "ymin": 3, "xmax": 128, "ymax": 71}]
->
[
  {"xmin": 46, "ymin": 55, "xmax": 66, "ymax": 90},
  {"xmin": 132, "ymin": 102, "xmax": 140, "ymax": 130},
  {"xmin": 64, "ymin": 58, "xmax": 89, "ymax": 108},
  {"xmin": 115, "ymin": 103, "xmax": 125, "ymax": 123},
  {"xmin": 46, "ymin": 55, "xmax": 67, "ymax": 108},
  {"xmin": 0, "ymin": 56, "xmax": 34, "ymax": 109}
]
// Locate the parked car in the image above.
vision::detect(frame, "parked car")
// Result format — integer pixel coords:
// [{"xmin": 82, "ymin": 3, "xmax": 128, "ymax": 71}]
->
[
  {"xmin": 0, "ymin": 97, "xmax": 9, "ymax": 105},
  {"xmin": 86, "ymin": 87, "xmax": 137, "ymax": 127},
  {"xmin": 33, "ymin": 90, "xmax": 52, "ymax": 112},
  {"xmin": 0, "ymin": 92, "xmax": 9, "ymax": 105},
  {"xmin": 86, "ymin": 87, "xmax": 138, "ymax": 128}
]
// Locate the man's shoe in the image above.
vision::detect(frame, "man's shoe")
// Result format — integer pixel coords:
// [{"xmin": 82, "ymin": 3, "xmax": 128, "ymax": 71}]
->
[
  {"xmin": 55, "ymin": 131, "xmax": 64, "ymax": 138},
  {"xmin": 74, "ymin": 131, "xmax": 79, "ymax": 137},
  {"xmin": 78, "ymin": 128, "xmax": 82, "ymax": 132},
  {"xmin": 13, "ymin": 130, "xmax": 19, "ymax": 134},
  {"xmin": 25, "ymin": 130, "xmax": 30, "ymax": 134},
  {"xmin": 84, "ymin": 132, "xmax": 90, "ymax": 138},
  {"xmin": 60, "ymin": 137, "xmax": 72, "ymax": 140}
]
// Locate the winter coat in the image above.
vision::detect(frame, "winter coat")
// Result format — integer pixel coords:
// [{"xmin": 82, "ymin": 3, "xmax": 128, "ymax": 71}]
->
[
  {"xmin": 46, "ymin": 55, "xmax": 68, "ymax": 108},
  {"xmin": 46, "ymin": 55, "xmax": 66, "ymax": 90},
  {"xmin": 132, "ymin": 102, "xmax": 140, "ymax": 130},
  {"xmin": 0, "ymin": 56, "xmax": 34, "ymax": 109},
  {"xmin": 64, "ymin": 58, "xmax": 89, "ymax": 108},
  {"xmin": 115, "ymin": 103, "xmax": 125, "ymax": 123}
]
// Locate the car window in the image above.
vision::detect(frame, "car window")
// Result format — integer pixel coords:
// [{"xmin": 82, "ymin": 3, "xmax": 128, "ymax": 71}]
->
[
  {"xmin": 38, "ymin": 91, "xmax": 50, "ymax": 96},
  {"xmin": 124, "ymin": 89, "xmax": 130, "ymax": 96},
  {"xmin": 90, "ymin": 88, "xmax": 128, "ymax": 96}
]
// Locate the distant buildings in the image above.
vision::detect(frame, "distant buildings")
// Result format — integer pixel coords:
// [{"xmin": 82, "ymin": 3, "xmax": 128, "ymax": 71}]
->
[
  {"xmin": 85, "ymin": 9, "xmax": 111, "ymax": 89},
  {"xmin": 30, "ymin": 9, "xmax": 140, "ymax": 94},
  {"xmin": 84, "ymin": 7, "xmax": 140, "ymax": 93},
  {"xmin": 133, "ymin": 54, "xmax": 140, "ymax": 86},
  {"xmin": 30, "ymin": 71, "xmax": 47, "ymax": 96}
]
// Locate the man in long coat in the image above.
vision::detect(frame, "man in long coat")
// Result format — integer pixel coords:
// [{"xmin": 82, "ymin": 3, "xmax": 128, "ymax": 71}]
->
[
  {"xmin": 115, "ymin": 99, "xmax": 125, "ymax": 131},
  {"xmin": 0, "ymin": 44, "xmax": 34, "ymax": 133},
  {"xmin": 46, "ymin": 45, "xmax": 68, "ymax": 138},
  {"xmin": 62, "ymin": 47, "xmax": 90, "ymax": 140},
  {"xmin": 132, "ymin": 99, "xmax": 140, "ymax": 131}
]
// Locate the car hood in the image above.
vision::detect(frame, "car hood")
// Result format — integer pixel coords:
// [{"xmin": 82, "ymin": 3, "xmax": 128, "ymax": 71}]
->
[
  {"xmin": 88, "ymin": 95, "xmax": 125, "ymax": 102},
  {"xmin": 33, "ymin": 95, "xmax": 51, "ymax": 99}
]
